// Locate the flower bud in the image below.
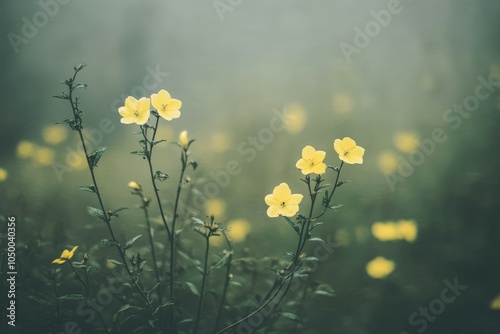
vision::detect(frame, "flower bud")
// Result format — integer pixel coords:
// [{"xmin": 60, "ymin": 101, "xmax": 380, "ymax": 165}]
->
[
  {"xmin": 128, "ymin": 181, "xmax": 141, "ymax": 191},
  {"xmin": 179, "ymin": 130, "xmax": 189, "ymax": 149}
]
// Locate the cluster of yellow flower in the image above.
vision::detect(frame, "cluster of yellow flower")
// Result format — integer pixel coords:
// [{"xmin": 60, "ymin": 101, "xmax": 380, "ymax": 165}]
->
[
  {"xmin": 118, "ymin": 89, "xmax": 182, "ymax": 125},
  {"xmin": 371, "ymin": 219, "xmax": 418, "ymax": 242},
  {"xmin": 265, "ymin": 137, "xmax": 365, "ymax": 218}
]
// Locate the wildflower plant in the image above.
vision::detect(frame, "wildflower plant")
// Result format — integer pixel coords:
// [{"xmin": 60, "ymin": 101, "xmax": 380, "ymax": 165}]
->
[{"xmin": 50, "ymin": 64, "xmax": 365, "ymax": 334}]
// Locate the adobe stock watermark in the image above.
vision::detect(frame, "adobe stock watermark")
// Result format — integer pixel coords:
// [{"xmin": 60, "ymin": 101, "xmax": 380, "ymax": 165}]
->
[
  {"xmin": 52, "ymin": 65, "xmax": 169, "ymax": 182},
  {"xmin": 385, "ymin": 73, "xmax": 500, "ymax": 192},
  {"xmin": 399, "ymin": 277, "xmax": 468, "ymax": 334},
  {"xmin": 339, "ymin": 0, "xmax": 405, "ymax": 64},
  {"xmin": 234, "ymin": 235, "xmax": 337, "ymax": 334},
  {"xmin": 191, "ymin": 105, "xmax": 293, "ymax": 210},
  {"xmin": 7, "ymin": 0, "xmax": 72, "ymax": 54},
  {"xmin": 213, "ymin": 0, "xmax": 244, "ymax": 21}
]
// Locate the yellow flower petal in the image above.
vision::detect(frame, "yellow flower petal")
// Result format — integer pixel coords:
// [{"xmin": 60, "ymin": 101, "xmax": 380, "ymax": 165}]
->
[
  {"xmin": 366, "ymin": 256, "xmax": 395, "ymax": 279},
  {"xmin": 265, "ymin": 183, "xmax": 303, "ymax": 218},
  {"xmin": 334, "ymin": 137, "xmax": 365, "ymax": 165}
]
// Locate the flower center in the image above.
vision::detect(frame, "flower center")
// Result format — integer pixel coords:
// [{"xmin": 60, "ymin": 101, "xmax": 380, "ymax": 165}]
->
[
  {"xmin": 161, "ymin": 104, "xmax": 167, "ymax": 111},
  {"xmin": 134, "ymin": 110, "xmax": 139, "ymax": 117},
  {"xmin": 344, "ymin": 150, "xmax": 349, "ymax": 156},
  {"xmin": 280, "ymin": 201, "xmax": 286, "ymax": 208}
]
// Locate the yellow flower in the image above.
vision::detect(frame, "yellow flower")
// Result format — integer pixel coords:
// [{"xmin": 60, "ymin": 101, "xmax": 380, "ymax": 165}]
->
[
  {"xmin": 371, "ymin": 222, "xmax": 400, "ymax": 241},
  {"xmin": 265, "ymin": 183, "xmax": 303, "ymax": 218},
  {"xmin": 334, "ymin": 137, "xmax": 365, "ymax": 165},
  {"xmin": 16, "ymin": 140, "xmax": 36, "ymax": 159},
  {"xmin": 204, "ymin": 198, "xmax": 226, "ymax": 218},
  {"xmin": 151, "ymin": 89, "xmax": 182, "ymax": 121},
  {"xmin": 0, "ymin": 167, "xmax": 7, "ymax": 182},
  {"xmin": 128, "ymin": 181, "xmax": 141, "ymax": 191},
  {"xmin": 366, "ymin": 256, "xmax": 395, "ymax": 279},
  {"xmin": 118, "ymin": 96, "xmax": 151, "ymax": 125},
  {"xmin": 179, "ymin": 130, "xmax": 189, "ymax": 149},
  {"xmin": 52, "ymin": 246, "xmax": 78, "ymax": 265},
  {"xmin": 377, "ymin": 150, "xmax": 398, "ymax": 174},
  {"xmin": 295, "ymin": 145, "xmax": 327, "ymax": 175},
  {"xmin": 42, "ymin": 125, "xmax": 68, "ymax": 145},
  {"xmin": 33, "ymin": 147, "xmax": 55, "ymax": 166},
  {"xmin": 393, "ymin": 131, "xmax": 420, "ymax": 153},
  {"xmin": 397, "ymin": 220, "xmax": 418, "ymax": 242},
  {"xmin": 491, "ymin": 295, "xmax": 500, "ymax": 310},
  {"xmin": 210, "ymin": 132, "xmax": 231, "ymax": 153}
]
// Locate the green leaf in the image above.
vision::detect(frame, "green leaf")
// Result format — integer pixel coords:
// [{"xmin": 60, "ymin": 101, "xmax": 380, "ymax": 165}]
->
[
  {"xmin": 302, "ymin": 256, "xmax": 319, "ymax": 262},
  {"xmin": 88, "ymin": 147, "xmax": 107, "ymax": 167},
  {"xmin": 100, "ymin": 239, "xmax": 117, "ymax": 248},
  {"xmin": 190, "ymin": 161, "xmax": 198, "ymax": 170},
  {"xmin": 124, "ymin": 235, "xmax": 142, "ymax": 250},
  {"xmin": 56, "ymin": 118, "xmax": 81, "ymax": 130},
  {"xmin": 308, "ymin": 237, "xmax": 325, "ymax": 243},
  {"xmin": 113, "ymin": 304, "xmax": 145, "ymax": 322},
  {"xmin": 283, "ymin": 217, "xmax": 300, "ymax": 235},
  {"xmin": 130, "ymin": 150, "xmax": 146, "ymax": 156},
  {"xmin": 78, "ymin": 185, "xmax": 96, "ymax": 193},
  {"xmin": 314, "ymin": 290, "xmax": 336, "ymax": 297},
  {"xmin": 87, "ymin": 207, "xmax": 106, "ymax": 221},
  {"xmin": 154, "ymin": 171, "xmax": 168, "ymax": 182},
  {"xmin": 109, "ymin": 207, "xmax": 129, "ymax": 218},
  {"xmin": 57, "ymin": 294, "xmax": 86, "ymax": 301},
  {"xmin": 153, "ymin": 301, "xmax": 174, "ymax": 317},
  {"xmin": 72, "ymin": 83, "xmax": 87, "ymax": 91},
  {"xmin": 183, "ymin": 282, "xmax": 200, "ymax": 296},
  {"xmin": 152, "ymin": 139, "xmax": 166, "ymax": 146},
  {"xmin": 279, "ymin": 312, "xmax": 302, "ymax": 322},
  {"xmin": 139, "ymin": 139, "xmax": 147, "ymax": 149},
  {"xmin": 329, "ymin": 204, "xmax": 343, "ymax": 211},
  {"xmin": 336, "ymin": 180, "xmax": 350, "ymax": 187},
  {"xmin": 107, "ymin": 259, "xmax": 125, "ymax": 267},
  {"xmin": 209, "ymin": 251, "xmax": 232, "ymax": 273},
  {"xmin": 52, "ymin": 94, "xmax": 69, "ymax": 100},
  {"xmin": 310, "ymin": 222, "xmax": 324, "ymax": 231}
]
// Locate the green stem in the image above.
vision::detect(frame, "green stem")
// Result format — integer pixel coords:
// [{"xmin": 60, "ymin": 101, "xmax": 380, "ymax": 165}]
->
[
  {"xmin": 169, "ymin": 149, "xmax": 188, "ymax": 333},
  {"xmin": 193, "ymin": 236, "xmax": 210, "ymax": 334},
  {"xmin": 213, "ymin": 232, "xmax": 233, "ymax": 333},
  {"xmin": 64, "ymin": 67, "xmax": 156, "ymax": 326}
]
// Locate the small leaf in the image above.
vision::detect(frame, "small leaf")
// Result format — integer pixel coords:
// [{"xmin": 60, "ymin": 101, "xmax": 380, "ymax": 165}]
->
[
  {"xmin": 310, "ymin": 222, "xmax": 324, "ymax": 231},
  {"xmin": 52, "ymin": 94, "xmax": 69, "ymax": 100},
  {"xmin": 124, "ymin": 235, "xmax": 142, "ymax": 250},
  {"xmin": 152, "ymin": 139, "xmax": 166, "ymax": 146},
  {"xmin": 302, "ymin": 256, "xmax": 319, "ymax": 262},
  {"xmin": 184, "ymin": 282, "xmax": 200, "ymax": 296},
  {"xmin": 279, "ymin": 312, "xmax": 302, "ymax": 322},
  {"xmin": 139, "ymin": 139, "xmax": 147, "ymax": 149},
  {"xmin": 209, "ymin": 251, "xmax": 232, "ymax": 273},
  {"xmin": 88, "ymin": 147, "xmax": 107, "ymax": 167},
  {"xmin": 190, "ymin": 161, "xmax": 198, "ymax": 170},
  {"xmin": 107, "ymin": 259, "xmax": 125, "ymax": 267},
  {"xmin": 72, "ymin": 83, "xmax": 88, "ymax": 91},
  {"xmin": 336, "ymin": 180, "xmax": 350, "ymax": 187},
  {"xmin": 308, "ymin": 237, "xmax": 325, "ymax": 243},
  {"xmin": 130, "ymin": 150, "xmax": 146, "ymax": 156},
  {"xmin": 314, "ymin": 290, "xmax": 336, "ymax": 297},
  {"xmin": 153, "ymin": 301, "xmax": 174, "ymax": 317},
  {"xmin": 100, "ymin": 239, "xmax": 117, "ymax": 248},
  {"xmin": 109, "ymin": 207, "xmax": 128, "ymax": 218},
  {"xmin": 87, "ymin": 207, "xmax": 106, "ymax": 221},
  {"xmin": 154, "ymin": 171, "xmax": 168, "ymax": 182},
  {"xmin": 57, "ymin": 294, "xmax": 86, "ymax": 301},
  {"xmin": 329, "ymin": 204, "xmax": 343, "ymax": 211},
  {"xmin": 78, "ymin": 185, "xmax": 96, "ymax": 193}
]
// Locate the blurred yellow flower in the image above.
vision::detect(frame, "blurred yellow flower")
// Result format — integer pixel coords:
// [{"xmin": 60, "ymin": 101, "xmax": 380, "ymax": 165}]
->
[
  {"xmin": 42, "ymin": 125, "xmax": 68, "ymax": 145},
  {"xmin": 118, "ymin": 96, "xmax": 151, "ymax": 125},
  {"xmin": 397, "ymin": 220, "xmax": 418, "ymax": 242},
  {"xmin": 334, "ymin": 137, "xmax": 365, "ymax": 165},
  {"xmin": 265, "ymin": 183, "xmax": 303, "ymax": 218},
  {"xmin": 490, "ymin": 295, "xmax": 500, "ymax": 310},
  {"xmin": 204, "ymin": 198, "xmax": 226, "ymax": 218},
  {"xmin": 52, "ymin": 246, "xmax": 78, "ymax": 265},
  {"xmin": 335, "ymin": 228, "xmax": 351, "ymax": 246},
  {"xmin": 33, "ymin": 147, "xmax": 55, "ymax": 166},
  {"xmin": 377, "ymin": 150, "xmax": 398, "ymax": 174},
  {"xmin": 371, "ymin": 220, "xmax": 418, "ymax": 242},
  {"xmin": 151, "ymin": 89, "xmax": 182, "ymax": 121},
  {"xmin": 210, "ymin": 132, "xmax": 231, "ymax": 153},
  {"xmin": 372, "ymin": 222, "xmax": 400, "ymax": 241},
  {"xmin": 332, "ymin": 93, "xmax": 353, "ymax": 113},
  {"xmin": 128, "ymin": 181, "xmax": 141, "ymax": 191},
  {"xmin": 106, "ymin": 261, "xmax": 117, "ymax": 270},
  {"xmin": 179, "ymin": 130, "xmax": 189, "ymax": 150},
  {"xmin": 16, "ymin": 140, "xmax": 36, "ymax": 159},
  {"xmin": 284, "ymin": 103, "xmax": 307, "ymax": 134},
  {"xmin": 227, "ymin": 219, "xmax": 251, "ymax": 242},
  {"xmin": 366, "ymin": 256, "xmax": 395, "ymax": 279},
  {"xmin": 295, "ymin": 145, "xmax": 327, "ymax": 175},
  {"xmin": 0, "ymin": 167, "xmax": 7, "ymax": 182},
  {"xmin": 394, "ymin": 131, "xmax": 420, "ymax": 153}
]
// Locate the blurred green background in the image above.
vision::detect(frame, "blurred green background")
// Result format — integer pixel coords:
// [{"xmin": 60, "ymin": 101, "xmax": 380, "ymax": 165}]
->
[{"xmin": 1, "ymin": 0, "xmax": 500, "ymax": 333}]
